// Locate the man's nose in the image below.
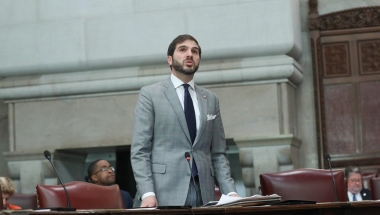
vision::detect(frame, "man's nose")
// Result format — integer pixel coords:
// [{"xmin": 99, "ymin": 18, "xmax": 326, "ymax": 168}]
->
[{"xmin": 185, "ymin": 49, "xmax": 193, "ymax": 57}]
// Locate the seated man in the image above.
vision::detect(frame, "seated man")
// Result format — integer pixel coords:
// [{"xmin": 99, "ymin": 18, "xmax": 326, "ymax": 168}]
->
[
  {"xmin": 345, "ymin": 166, "xmax": 372, "ymax": 201},
  {"xmin": 0, "ymin": 177, "xmax": 21, "ymax": 210},
  {"xmin": 87, "ymin": 159, "xmax": 133, "ymax": 208}
]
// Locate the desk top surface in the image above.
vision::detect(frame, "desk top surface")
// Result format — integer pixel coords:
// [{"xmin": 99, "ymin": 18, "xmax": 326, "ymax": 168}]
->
[{"xmin": 5, "ymin": 201, "xmax": 380, "ymax": 215}]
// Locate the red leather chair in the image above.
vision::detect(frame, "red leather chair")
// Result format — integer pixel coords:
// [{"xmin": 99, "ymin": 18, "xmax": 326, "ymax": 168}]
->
[
  {"xmin": 36, "ymin": 181, "xmax": 124, "ymax": 209},
  {"xmin": 260, "ymin": 168, "xmax": 347, "ymax": 202},
  {"xmin": 9, "ymin": 193, "xmax": 38, "ymax": 209},
  {"xmin": 370, "ymin": 177, "xmax": 380, "ymax": 200},
  {"xmin": 215, "ymin": 186, "xmax": 222, "ymax": 201},
  {"xmin": 362, "ymin": 172, "xmax": 377, "ymax": 190}
]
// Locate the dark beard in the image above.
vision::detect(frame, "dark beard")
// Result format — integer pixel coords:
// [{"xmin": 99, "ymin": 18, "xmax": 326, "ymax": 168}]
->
[{"xmin": 172, "ymin": 58, "xmax": 199, "ymax": 75}]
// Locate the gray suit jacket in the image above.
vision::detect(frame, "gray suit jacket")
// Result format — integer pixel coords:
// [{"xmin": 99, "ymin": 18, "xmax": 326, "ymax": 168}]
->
[{"xmin": 131, "ymin": 77, "xmax": 236, "ymax": 206}]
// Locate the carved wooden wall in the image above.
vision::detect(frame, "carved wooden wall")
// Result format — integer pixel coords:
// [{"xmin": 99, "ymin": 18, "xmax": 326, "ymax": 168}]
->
[{"xmin": 309, "ymin": 0, "xmax": 380, "ymax": 170}]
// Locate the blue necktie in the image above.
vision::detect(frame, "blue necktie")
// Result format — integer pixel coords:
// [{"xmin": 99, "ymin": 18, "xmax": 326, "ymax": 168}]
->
[
  {"xmin": 183, "ymin": 84, "xmax": 198, "ymax": 177},
  {"xmin": 353, "ymin": 194, "xmax": 357, "ymax": 201}
]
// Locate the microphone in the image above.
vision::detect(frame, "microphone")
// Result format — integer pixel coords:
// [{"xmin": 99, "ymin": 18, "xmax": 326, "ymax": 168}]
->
[
  {"xmin": 184, "ymin": 152, "xmax": 201, "ymax": 207},
  {"xmin": 44, "ymin": 150, "xmax": 76, "ymax": 211},
  {"xmin": 325, "ymin": 154, "xmax": 338, "ymax": 202}
]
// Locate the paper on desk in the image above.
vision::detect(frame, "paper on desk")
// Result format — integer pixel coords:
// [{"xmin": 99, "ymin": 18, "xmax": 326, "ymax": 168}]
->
[
  {"xmin": 216, "ymin": 194, "xmax": 243, "ymax": 206},
  {"xmin": 32, "ymin": 209, "xmax": 51, "ymax": 212},
  {"xmin": 127, "ymin": 207, "xmax": 157, "ymax": 210},
  {"xmin": 214, "ymin": 194, "xmax": 281, "ymax": 207}
]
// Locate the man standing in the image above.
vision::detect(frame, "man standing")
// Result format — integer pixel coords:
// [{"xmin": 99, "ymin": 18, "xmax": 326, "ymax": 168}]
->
[
  {"xmin": 87, "ymin": 159, "xmax": 133, "ymax": 208},
  {"xmin": 345, "ymin": 166, "xmax": 372, "ymax": 201},
  {"xmin": 131, "ymin": 34, "xmax": 239, "ymax": 207}
]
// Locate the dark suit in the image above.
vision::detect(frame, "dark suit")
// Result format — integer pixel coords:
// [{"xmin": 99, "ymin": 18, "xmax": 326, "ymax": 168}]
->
[
  {"xmin": 120, "ymin": 190, "xmax": 133, "ymax": 208},
  {"xmin": 131, "ymin": 77, "xmax": 237, "ymax": 206},
  {"xmin": 360, "ymin": 188, "xmax": 372, "ymax": 200},
  {"xmin": 348, "ymin": 189, "xmax": 372, "ymax": 201}
]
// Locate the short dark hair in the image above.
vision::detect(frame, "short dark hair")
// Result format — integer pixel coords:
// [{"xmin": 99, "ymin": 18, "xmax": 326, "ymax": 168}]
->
[
  {"xmin": 167, "ymin": 34, "xmax": 202, "ymax": 58},
  {"xmin": 86, "ymin": 159, "xmax": 102, "ymax": 182},
  {"xmin": 345, "ymin": 166, "xmax": 362, "ymax": 178}
]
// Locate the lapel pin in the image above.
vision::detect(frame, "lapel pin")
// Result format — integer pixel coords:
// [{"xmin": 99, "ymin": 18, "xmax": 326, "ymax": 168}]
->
[
  {"xmin": 203, "ymin": 94, "xmax": 207, "ymax": 99},
  {"xmin": 363, "ymin": 193, "xmax": 366, "ymax": 196}
]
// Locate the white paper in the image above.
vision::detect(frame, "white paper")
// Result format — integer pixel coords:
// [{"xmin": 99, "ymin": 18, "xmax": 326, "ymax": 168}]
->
[{"xmin": 215, "ymin": 194, "xmax": 243, "ymax": 206}]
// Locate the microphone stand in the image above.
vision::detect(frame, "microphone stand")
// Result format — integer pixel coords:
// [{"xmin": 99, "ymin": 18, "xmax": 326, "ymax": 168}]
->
[
  {"xmin": 184, "ymin": 152, "xmax": 202, "ymax": 207},
  {"xmin": 325, "ymin": 154, "xmax": 338, "ymax": 202},
  {"xmin": 44, "ymin": 150, "xmax": 76, "ymax": 211}
]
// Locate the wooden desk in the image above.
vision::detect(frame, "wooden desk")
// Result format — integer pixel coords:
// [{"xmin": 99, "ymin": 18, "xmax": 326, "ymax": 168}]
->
[{"xmin": 9, "ymin": 201, "xmax": 380, "ymax": 215}]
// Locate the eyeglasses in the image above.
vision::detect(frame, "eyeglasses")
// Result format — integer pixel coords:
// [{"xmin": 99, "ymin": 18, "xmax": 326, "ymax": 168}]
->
[
  {"xmin": 349, "ymin": 179, "xmax": 362, "ymax": 183},
  {"xmin": 93, "ymin": 166, "xmax": 115, "ymax": 175}
]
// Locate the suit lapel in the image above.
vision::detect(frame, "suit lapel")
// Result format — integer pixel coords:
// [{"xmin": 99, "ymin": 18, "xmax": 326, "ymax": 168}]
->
[
  {"xmin": 194, "ymin": 85, "xmax": 207, "ymax": 146},
  {"xmin": 163, "ymin": 78, "xmax": 192, "ymax": 144}
]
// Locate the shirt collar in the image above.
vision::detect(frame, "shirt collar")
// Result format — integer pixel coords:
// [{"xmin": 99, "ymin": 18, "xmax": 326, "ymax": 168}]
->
[
  {"xmin": 348, "ymin": 191, "xmax": 359, "ymax": 196},
  {"xmin": 170, "ymin": 73, "xmax": 195, "ymax": 90}
]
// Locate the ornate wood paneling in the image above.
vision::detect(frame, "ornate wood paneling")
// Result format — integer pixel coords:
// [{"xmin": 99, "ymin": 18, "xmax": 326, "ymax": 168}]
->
[
  {"xmin": 360, "ymin": 81, "xmax": 380, "ymax": 152},
  {"xmin": 309, "ymin": 1, "xmax": 380, "ymax": 168},
  {"xmin": 324, "ymin": 84, "xmax": 355, "ymax": 154},
  {"xmin": 323, "ymin": 43, "xmax": 350, "ymax": 77},
  {"xmin": 358, "ymin": 40, "xmax": 380, "ymax": 74},
  {"xmin": 319, "ymin": 7, "xmax": 380, "ymax": 30}
]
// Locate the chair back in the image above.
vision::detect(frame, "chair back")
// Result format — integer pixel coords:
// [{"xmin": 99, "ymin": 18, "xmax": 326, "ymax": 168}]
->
[
  {"xmin": 215, "ymin": 186, "xmax": 222, "ymax": 201},
  {"xmin": 370, "ymin": 177, "xmax": 380, "ymax": 200},
  {"xmin": 9, "ymin": 193, "xmax": 38, "ymax": 209},
  {"xmin": 362, "ymin": 172, "xmax": 377, "ymax": 190},
  {"xmin": 36, "ymin": 181, "xmax": 124, "ymax": 209},
  {"xmin": 260, "ymin": 168, "xmax": 347, "ymax": 202}
]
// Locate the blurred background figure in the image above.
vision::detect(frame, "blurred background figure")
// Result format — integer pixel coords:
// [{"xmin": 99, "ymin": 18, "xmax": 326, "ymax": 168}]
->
[
  {"xmin": 86, "ymin": 159, "xmax": 133, "ymax": 208},
  {"xmin": 345, "ymin": 166, "xmax": 372, "ymax": 201},
  {"xmin": 0, "ymin": 177, "xmax": 21, "ymax": 209}
]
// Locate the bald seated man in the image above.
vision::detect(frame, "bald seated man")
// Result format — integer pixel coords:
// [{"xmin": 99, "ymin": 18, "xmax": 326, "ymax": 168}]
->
[{"xmin": 87, "ymin": 159, "xmax": 133, "ymax": 208}]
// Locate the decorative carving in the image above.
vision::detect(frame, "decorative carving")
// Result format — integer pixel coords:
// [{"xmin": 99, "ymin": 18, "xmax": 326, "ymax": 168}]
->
[
  {"xmin": 309, "ymin": 18, "xmax": 320, "ymax": 31},
  {"xmin": 319, "ymin": 7, "xmax": 380, "ymax": 30},
  {"xmin": 309, "ymin": 0, "xmax": 318, "ymax": 14},
  {"xmin": 308, "ymin": 0, "xmax": 320, "ymax": 30},
  {"xmin": 323, "ymin": 43, "xmax": 350, "ymax": 77},
  {"xmin": 359, "ymin": 40, "xmax": 380, "ymax": 74}
]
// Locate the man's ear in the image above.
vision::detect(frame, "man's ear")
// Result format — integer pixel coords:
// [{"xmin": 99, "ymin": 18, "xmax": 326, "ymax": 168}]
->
[
  {"xmin": 91, "ymin": 174, "xmax": 98, "ymax": 183},
  {"xmin": 167, "ymin": 56, "xmax": 172, "ymax": 66}
]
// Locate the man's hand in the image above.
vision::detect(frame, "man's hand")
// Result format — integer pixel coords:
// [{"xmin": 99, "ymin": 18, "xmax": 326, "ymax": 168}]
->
[{"xmin": 141, "ymin": 196, "xmax": 158, "ymax": 207}]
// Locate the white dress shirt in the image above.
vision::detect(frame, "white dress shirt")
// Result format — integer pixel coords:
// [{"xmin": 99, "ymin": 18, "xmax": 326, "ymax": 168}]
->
[
  {"xmin": 171, "ymin": 74, "xmax": 201, "ymax": 131},
  {"xmin": 348, "ymin": 191, "xmax": 363, "ymax": 201}
]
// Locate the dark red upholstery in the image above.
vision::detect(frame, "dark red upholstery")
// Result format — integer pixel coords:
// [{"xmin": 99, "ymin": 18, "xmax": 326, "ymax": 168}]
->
[
  {"xmin": 9, "ymin": 193, "xmax": 38, "ymax": 209},
  {"xmin": 215, "ymin": 186, "xmax": 222, "ymax": 201},
  {"xmin": 370, "ymin": 177, "xmax": 380, "ymax": 200},
  {"xmin": 260, "ymin": 168, "xmax": 347, "ymax": 202},
  {"xmin": 36, "ymin": 181, "xmax": 124, "ymax": 209},
  {"xmin": 362, "ymin": 172, "xmax": 377, "ymax": 190}
]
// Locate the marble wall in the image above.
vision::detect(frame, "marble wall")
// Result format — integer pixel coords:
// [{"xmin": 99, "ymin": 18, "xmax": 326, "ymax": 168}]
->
[
  {"xmin": 0, "ymin": 0, "xmax": 305, "ymax": 196},
  {"xmin": 1, "ymin": 0, "xmax": 379, "ymax": 195}
]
